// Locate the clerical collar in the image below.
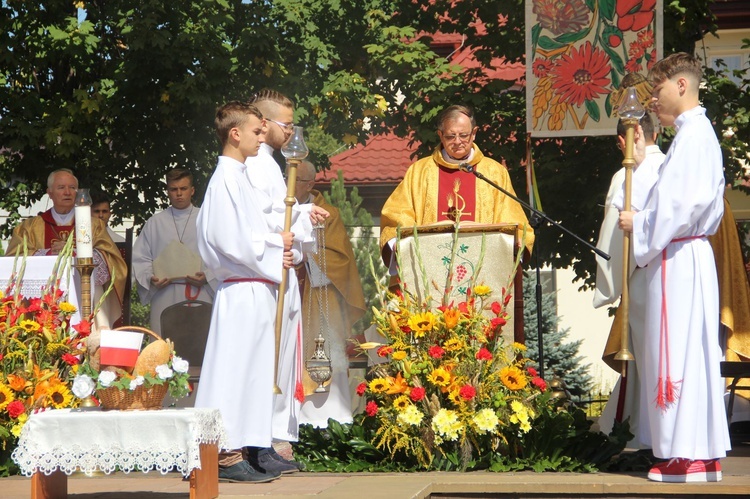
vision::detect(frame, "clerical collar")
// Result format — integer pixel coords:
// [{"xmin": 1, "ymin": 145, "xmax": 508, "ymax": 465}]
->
[
  {"xmin": 440, "ymin": 147, "xmax": 474, "ymax": 165},
  {"xmin": 298, "ymin": 193, "xmax": 313, "ymax": 205},
  {"xmin": 51, "ymin": 208, "xmax": 74, "ymax": 226},
  {"xmin": 170, "ymin": 205, "xmax": 194, "ymax": 216}
]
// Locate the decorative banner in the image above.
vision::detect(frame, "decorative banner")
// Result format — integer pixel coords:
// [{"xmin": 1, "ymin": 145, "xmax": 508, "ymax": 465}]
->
[{"xmin": 526, "ymin": 0, "xmax": 663, "ymax": 137}]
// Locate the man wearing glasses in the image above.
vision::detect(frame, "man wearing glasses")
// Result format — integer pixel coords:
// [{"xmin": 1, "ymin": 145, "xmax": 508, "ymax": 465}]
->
[{"xmin": 380, "ymin": 104, "xmax": 534, "ymax": 270}]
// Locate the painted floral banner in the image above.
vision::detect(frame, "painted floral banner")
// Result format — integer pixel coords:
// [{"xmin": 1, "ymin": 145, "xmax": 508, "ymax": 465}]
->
[{"xmin": 526, "ymin": 0, "xmax": 663, "ymax": 137}]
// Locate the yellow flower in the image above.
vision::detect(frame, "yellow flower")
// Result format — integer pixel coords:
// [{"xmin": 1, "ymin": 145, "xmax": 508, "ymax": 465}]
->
[
  {"xmin": 369, "ymin": 377, "xmax": 390, "ymax": 393},
  {"xmin": 393, "ymin": 395, "xmax": 411, "ymax": 412},
  {"xmin": 513, "ymin": 342, "xmax": 527, "ymax": 352},
  {"xmin": 391, "ymin": 351, "xmax": 407, "ymax": 361},
  {"xmin": 47, "ymin": 382, "xmax": 73, "ymax": 409},
  {"xmin": 59, "ymin": 302, "xmax": 77, "ymax": 313},
  {"xmin": 407, "ymin": 311, "xmax": 437, "ymax": 338},
  {"xmin": 431, "ymin": 408, "xmax": 462, "ymax": 441},
  {"xmin": 0, "ymin": 382, "xmax": 15, "ymax": 410},
  {"xmin": 443, "ymin": 337, "xmax": 464, "ymax": 352},
  {"xmin": 427, "ymin": 367, "xmax": 451, "ymax": 387},
  {"xmin": 473, "ymin": 284, "xmax": 492, "ymax": 296},
  {"xmin": 500, "ymin": 366, "xmax": 528, "ymax": 391},
  {"xmin": 397, "ymin": 405, "xmax": 424, "ymax": 426},
  {"xmin": 11, "ymin": 413, "xmax": 28, "ymax": 437},
  {"xmin": 442, "ymin": 308, "xmax": 459, "ymax": 330},
  {"xmin": 20, "ymin": 320, "xmax": 41, "ymax": 332},
  {"xmin": 472, "ymin": 408, "xmax": 500, "ymax": 433}
]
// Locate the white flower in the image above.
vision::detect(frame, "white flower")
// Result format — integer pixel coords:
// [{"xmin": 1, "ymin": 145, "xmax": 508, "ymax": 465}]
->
[
  {"xmin": 155, "ymin": 364, "xmax": 173, "ymax": 380},
  {"xmin": 171, "ymin": 356, "xmax": 189, "ymax": 374},
  {"xmin": 129, "ymin": 376, "xmax": 145, "ymax": 390},
  {"xmin": 72, "ymin": 374, "xmax": 95, "ymax": 398},
  {"xmin": 472, "ymin": 408, "xmax": 500, "ymax": 433},
  {"xmin": 97, "ymin": 371, "xmax": 117, "ymax": 387}
]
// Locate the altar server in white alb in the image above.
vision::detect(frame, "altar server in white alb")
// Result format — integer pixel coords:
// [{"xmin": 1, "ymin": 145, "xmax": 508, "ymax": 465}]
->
[
  {"xmin": 244, "ymin": 89, "xmax": 327, "ymax": 472},
  {"xmin": 619, "ymin": 52, "xmax": 730, "ymax": 483},
  {"xmin": 132, "ymin": 168, "xmax": 214, "ymax": 335},
  {"xmin": 594, "ymin": 113, "xmax": 664, "ymax": 449},
  {"xmin": 196, "ymin": 101, "xmax": 327, "ymax": 483}
]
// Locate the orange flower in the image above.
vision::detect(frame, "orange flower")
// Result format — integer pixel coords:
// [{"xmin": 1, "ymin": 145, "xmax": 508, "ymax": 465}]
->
[
  {"xmin": 6, "ymin": 373, "xmax": 27, "ymax": 392},
  {"xmin": 386, "ymin": 372, "xmax": 409, "ymax": 395},
  {"xmin": 443, "ymin": 308, "xmax": 459, "ymax": 330}
]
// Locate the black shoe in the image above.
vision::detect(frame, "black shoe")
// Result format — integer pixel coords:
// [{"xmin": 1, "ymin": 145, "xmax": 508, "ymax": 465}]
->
[
  {"xmin": 246, "ymin": 446, "xmax": 299, "ymax": 474},
  {"xmin": 268, "ymin": 446, "xmax": 303, "ymax": 471},
  {"xmin": 218, "ymin": 460, "xmax": 280, "ymax": 483}
]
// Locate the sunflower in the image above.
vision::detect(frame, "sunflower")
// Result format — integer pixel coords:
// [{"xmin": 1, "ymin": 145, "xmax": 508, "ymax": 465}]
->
[
  {"xmin": 20, "ymin": 320, "xmax": 41, "ymax": 332},
  {"xmin": 393, "ymin": 395, "xmax": 411, "ymax": 412},
  {"xmin": 407, "ymin": 311, "xmax": 437, "ymax": 338},
  {"xmin": 500, "ymin": 366, "xmax": 528, "ymax": 391},
  {"xmin": 47, "ymin": 382, "xmax": 73, "ymax": 409},
  {"xmin": 0, "ymin": 382, "xmax": 15, "ymax": 410},
  {"xmin": 369, "ymin": 377, "xmax": 390, "ymax": 394},
  {"xmin": 59, "ymin": 301, "xmax": 77, "ymax": 314},
  {"xmin": 427, "ymin": 367, "xmax": 452, "ymax": 387},
  {"xmin": 443, "ymin": 337, "xmax": 464, "ymax": 352}
]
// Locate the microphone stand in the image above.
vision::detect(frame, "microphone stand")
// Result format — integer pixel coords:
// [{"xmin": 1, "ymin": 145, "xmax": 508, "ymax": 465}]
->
[{"xmin": 459, "ymin": 163, "xmax": 610, "ymax": 380}]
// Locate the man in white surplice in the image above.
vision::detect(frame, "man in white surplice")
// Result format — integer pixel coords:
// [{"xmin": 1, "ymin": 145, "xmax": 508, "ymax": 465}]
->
[
  {"xmin": 244, "ymin": 89, "xmax": 329, "ymax": 472},
  {"xmin": 619, "ymin": 53, "xmax": 731, "ymax": 483},
  {"xmin": 594, "ymin": 113, "xmax": 663, "ymax": 449},
  {"xmin": 132, "ymin": 168, "xmax": 214, "ymax": 335}
]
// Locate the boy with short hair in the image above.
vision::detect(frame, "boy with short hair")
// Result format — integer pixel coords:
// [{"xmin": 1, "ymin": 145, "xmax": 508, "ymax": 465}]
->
[
  {"xmin": 195, "ymin": 101, "xmax": 294, "ymax": 483},
  {"xmin": 619, "ymin": 52, "xmax": 731, "ymax": 482}
]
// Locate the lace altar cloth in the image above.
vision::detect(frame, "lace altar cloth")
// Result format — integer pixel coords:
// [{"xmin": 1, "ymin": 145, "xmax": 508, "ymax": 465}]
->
[{"xmin": 12, "ymin": 407, "xmax": 227, "ymax": 477}]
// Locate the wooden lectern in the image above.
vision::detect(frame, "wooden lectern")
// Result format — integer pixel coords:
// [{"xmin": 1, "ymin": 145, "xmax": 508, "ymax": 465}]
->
[{"xmin": 396, "ymin": 223, "xmax": 524, "ymax": 347}]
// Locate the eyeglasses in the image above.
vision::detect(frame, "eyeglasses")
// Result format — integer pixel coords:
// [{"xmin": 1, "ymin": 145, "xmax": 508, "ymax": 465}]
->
[
  {"xmin": 441, "ymin": 131, "xmax": 474, "ymax": 143},
  {"xmin": 267, "ymin": 119, "xmax": 295, "ymax": 130}
]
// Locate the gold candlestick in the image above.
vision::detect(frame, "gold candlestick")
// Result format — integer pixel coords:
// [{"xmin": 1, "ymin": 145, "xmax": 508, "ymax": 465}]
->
[{"xmin": 74, "ymin": 256, "xmax": 97, "ymax": 408}]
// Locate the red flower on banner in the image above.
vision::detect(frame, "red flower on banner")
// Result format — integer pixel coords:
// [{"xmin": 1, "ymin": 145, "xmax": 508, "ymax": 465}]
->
[
  {"xmin": 616, "ymin": 0, "xmax": 656, "ymax": 32},
  {"xmin": 532, "ymin": 0, "xmax": 590, "ymax": 36},
  {"xmin": 532, "ymin": 58, "xmax": 553, "ymax": 78},
  {"xmin": 550, "ymin": 41, "xmax": 611, "ymax": 107}
]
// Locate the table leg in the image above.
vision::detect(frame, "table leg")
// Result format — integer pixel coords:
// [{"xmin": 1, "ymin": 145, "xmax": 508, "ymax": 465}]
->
[
  {"xmin": 190, "ymin": 443, "xmax": 219, "ymax": 499},
  {"xmin": 31, "ymin": 470, "xmax": 67, "ymax": 499}
]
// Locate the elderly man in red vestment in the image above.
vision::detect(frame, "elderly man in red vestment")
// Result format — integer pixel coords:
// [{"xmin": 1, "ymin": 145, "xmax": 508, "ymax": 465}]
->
[{"xmin": 6, "ymin": 168, "xmax": 127, "ymax": 327}]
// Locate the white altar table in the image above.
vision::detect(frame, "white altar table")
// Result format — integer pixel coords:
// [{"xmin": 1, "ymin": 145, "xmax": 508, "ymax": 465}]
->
[{"xmin": 12, "ymin": 407, "xmax": 227, "ymax": 499}]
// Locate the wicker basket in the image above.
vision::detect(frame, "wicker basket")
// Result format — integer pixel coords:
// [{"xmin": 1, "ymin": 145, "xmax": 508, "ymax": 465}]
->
[{"xmin": 96, "ymin": 326, "xmax": 169, "ymax": 411}]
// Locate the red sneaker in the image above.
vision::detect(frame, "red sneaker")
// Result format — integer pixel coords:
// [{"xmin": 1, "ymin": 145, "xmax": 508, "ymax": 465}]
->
[{"xmin": 647, "ymin": 458, "xmax": 722, "ymax": 483}]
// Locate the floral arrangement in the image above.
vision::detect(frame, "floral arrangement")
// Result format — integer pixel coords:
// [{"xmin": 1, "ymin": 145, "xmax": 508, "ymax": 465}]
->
[
  {"xmin": 71, "ymin": 346, "xmax": 191, "ymax": 403},
  {"xmin": 1, "ymin": 244, "xmax": 85, "ymax": 471},
  {"xmin": 357, "ymin": 282, "xmax": 551, "ymax": 469}
]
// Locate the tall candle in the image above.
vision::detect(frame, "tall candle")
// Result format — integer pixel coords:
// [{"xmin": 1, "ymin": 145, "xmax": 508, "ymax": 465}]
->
[{"xmin": 75, "ymin": 189, "xmax": 93, "ymax": 258}]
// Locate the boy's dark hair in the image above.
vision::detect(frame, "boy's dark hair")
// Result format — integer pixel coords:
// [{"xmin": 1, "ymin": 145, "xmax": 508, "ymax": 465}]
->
[
  {"xmin": 90, "ymin": 190, "xmax": 111, "ymax": 206},
  {"xmin": 437, "ymin": 105, "xmax": 476, "ymax": 131},
  {"xmin": 648, "ymin": 52, "xmax": 703, "ymax": 85},
  {"xmin": 166, "ymin": 167, "xmax": 194, "ymax": 186},
  {"xmin": 215, "ymin": 101, "xmax": 263, "ymax": 147},
  {"xmin": 617, "ymin": 112, "xmax": 656, "ymax": 139}
]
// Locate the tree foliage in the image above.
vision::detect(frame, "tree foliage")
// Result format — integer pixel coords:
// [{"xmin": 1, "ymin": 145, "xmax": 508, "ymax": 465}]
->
[{"xmin": 2, "ymin": 0, "xmax": 747, "ymax": 294}]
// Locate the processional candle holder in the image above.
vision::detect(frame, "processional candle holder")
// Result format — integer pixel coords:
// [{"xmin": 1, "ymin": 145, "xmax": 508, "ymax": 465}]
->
[
  {"xmin": 614, "ymin": 87, "xmax": 645, "ymax": 367},
  {"xmin": 73, "ymin": 188, "xmax": 97, "ymax": 408},
  {"xmin": 273, "ymin": 126, "xmax": 310, "ymax": 394}
]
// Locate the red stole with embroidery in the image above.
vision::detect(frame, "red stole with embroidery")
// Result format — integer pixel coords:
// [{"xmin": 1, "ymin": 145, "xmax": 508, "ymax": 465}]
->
[
  {"xmin": 436, "ymin": 165, "xmax": 477, "ymax": 222},
  {"xmin": 41, "ymin": 210, "xmax": 74, "ymax": 250}
]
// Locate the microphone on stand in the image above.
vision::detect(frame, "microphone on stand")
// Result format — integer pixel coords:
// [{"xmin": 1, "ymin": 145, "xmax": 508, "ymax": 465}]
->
[{"xmin": 458, "ymin": 162, "xmax": 473, "ymax": 173}]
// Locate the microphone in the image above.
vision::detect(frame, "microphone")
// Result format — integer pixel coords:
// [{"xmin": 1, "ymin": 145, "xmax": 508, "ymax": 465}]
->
[{"xmin": 458, "ymin": 162, "xmax": 472, "ymax": 173}]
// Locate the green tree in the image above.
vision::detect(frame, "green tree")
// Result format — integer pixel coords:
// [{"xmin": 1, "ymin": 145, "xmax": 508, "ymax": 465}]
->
[
  {"xmin": 323, "ymin": 170, "xmax": 384, "ymax": 331},
  {"xmin": 523, "ymin": 277, "xmax": 593, "ymax": 397}
]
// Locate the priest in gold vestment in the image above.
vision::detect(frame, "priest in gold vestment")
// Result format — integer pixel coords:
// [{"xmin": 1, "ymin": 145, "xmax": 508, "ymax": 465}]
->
[
  {"xmin": 6, "ymin": 169, "xmax": 127, "ymax": 328},
  {"xmin": 380, "ymin": 105, "xmax": 534, "ymax": 267}
]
